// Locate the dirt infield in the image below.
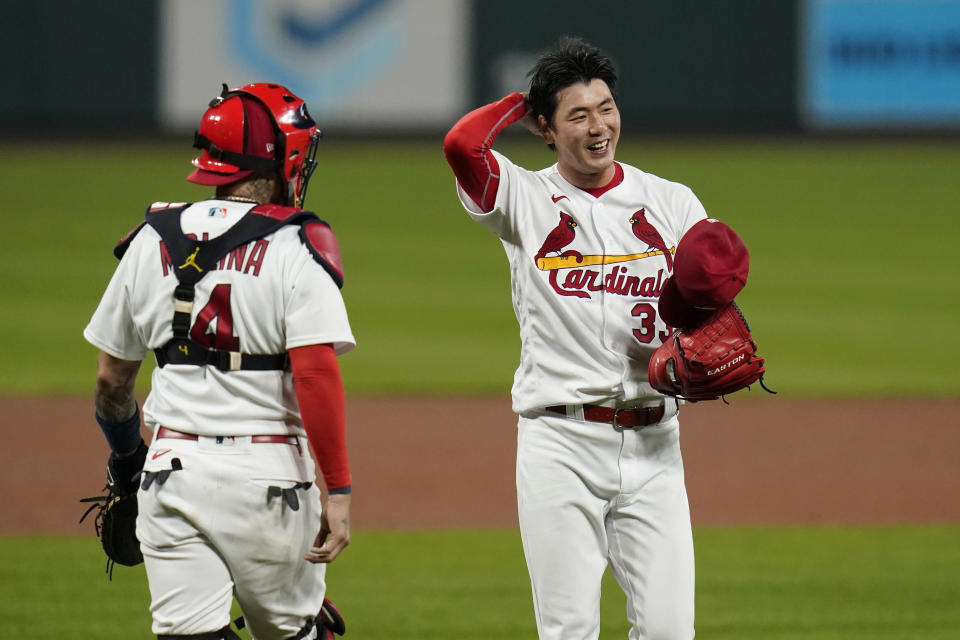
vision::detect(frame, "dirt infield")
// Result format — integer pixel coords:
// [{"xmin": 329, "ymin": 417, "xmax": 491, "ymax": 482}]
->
[{"xmin": 3, "ymin": 396, "xmax": 958, "ymax": 535}]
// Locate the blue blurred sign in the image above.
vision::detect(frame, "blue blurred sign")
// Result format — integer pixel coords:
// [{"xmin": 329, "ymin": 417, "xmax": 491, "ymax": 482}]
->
[
  {"xmin": 228, "ymin": 0, "xmax": 400, "ymax": 116},
  {"xmin": 160, "ymin": 0, "xmax": 468, "ymax": 132},
  {"xmin": 802, "ymin": 0, "xmax": 960, "ymax": 127}
]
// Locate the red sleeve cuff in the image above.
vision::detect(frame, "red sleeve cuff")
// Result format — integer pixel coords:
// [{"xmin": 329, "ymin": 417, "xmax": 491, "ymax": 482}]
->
[{"xmin": 289, "ymin": 343, "xmax": 351, "ymax": 491}]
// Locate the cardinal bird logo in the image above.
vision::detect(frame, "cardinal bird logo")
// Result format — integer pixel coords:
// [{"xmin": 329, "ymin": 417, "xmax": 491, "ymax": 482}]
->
[
  {"xmin": 629, "ymin": 208, "xmax": 673, "ymax": 271},
  {"xmin": 535, "ymin": 212, "xmax": 582, "ymax": 264}
]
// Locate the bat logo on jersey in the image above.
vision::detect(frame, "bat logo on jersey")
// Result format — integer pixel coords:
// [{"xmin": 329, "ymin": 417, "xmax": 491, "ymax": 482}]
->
[
  {"xmin": 533, "ymin": 208, "xmax": 672, "ymax": 300},
  {"xmin": 208, "ymin": 206, "xmax": 228, "ymax": 218}
]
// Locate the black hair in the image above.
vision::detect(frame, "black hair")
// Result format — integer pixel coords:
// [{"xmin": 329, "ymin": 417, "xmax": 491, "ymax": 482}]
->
[{"xmin": 527, "ymin": 36, "xmax": 618, "ymax": 128}]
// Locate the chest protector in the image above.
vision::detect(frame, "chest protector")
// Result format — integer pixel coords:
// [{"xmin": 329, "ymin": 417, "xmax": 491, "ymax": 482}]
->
[{"xmin": 115, "ymin": 202, "xmax": 344, "ymax": 372}]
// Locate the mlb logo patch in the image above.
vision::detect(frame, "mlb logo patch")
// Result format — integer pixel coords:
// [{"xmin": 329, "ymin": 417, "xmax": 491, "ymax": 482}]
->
[{"xmin": 208, "ymin": 206, "xmax": 228, "ymax": 218}]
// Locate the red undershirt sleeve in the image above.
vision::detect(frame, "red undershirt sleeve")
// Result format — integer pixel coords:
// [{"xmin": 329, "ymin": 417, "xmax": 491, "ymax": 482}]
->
[
  {"xmin": 442, "ymin": 92, "xmax": 528, "ymax": 212},
  {"xmin": 289, "ymin": 343, "xmax": 351, "ymax": 493}
]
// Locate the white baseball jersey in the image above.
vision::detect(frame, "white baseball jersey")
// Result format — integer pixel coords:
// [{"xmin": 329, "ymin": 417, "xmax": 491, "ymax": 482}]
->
[
  {"xmin": 83, "ymin": 199, "xmax": 355, "ymax": 437},
  {"xmin": 86, "ymin": 198, "xmax": 354, "ymax": 637},
  {"xmin": 456, "ymin": 152, "xmax": 707, "ymax": 414}
]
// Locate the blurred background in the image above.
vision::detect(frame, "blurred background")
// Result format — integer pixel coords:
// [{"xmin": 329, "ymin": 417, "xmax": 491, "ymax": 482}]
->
[{"xmin": 5, "ymin": 0, "xmax": 960, "ymax": 137}]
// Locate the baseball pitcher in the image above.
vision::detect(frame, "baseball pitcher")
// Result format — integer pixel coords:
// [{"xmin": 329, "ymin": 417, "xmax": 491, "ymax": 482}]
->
[
  {"xmin": 444, "ymin": 37, "xmax": 767, "ymax": 639},
  {"xmin": 83, "ymin": 83, "xmax": 352, "ymax": 640}
]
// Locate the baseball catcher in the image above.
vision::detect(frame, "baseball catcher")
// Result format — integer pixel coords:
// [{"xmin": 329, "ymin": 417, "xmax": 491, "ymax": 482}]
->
[
  {"xmin": 649, "ymin": 218, "xmax": 775, "ymax": 402},
  {"xmin": 81, "ymin": 82, "xmax": 355, "ymax": 638}
]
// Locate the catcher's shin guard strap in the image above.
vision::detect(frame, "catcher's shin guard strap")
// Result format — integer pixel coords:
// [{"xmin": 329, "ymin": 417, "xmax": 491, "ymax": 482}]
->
[
  {"xmin": 318, "ymin": 598, "xmax": 346, "ymax": 637},
  {"xmin": 157, "ymin": 625, "xmax": 241, "ymax": 640},
  {"xmin": 274, "ymin": 597, "xmax": 346, "ymax": 640}
]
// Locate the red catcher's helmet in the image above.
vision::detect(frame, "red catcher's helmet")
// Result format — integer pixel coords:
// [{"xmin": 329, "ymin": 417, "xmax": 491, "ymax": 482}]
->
[{"xmin": 188, "ymin": 82, "xmax": 321, "ymax": 208}]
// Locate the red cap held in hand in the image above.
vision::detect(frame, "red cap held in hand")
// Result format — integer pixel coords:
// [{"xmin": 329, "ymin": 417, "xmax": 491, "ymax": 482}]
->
[{"xmin": 658, "ymin": 218, "xmax": 749, "ymax": 329}]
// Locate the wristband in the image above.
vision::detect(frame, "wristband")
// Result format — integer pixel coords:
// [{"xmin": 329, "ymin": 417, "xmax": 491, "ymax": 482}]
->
[{"xmin": 95, "ymin": 404, "xmax": 143, "ymax": 454}]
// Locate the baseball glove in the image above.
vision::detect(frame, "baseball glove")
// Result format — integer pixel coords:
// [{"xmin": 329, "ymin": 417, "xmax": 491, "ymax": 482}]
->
[
  {"xmin": 79, "ymin": 440, "xmax": 148, "ymax": 577},
  {"xmin": 648, "ymin": 302, "xmax": 775, "ymax": 402}
]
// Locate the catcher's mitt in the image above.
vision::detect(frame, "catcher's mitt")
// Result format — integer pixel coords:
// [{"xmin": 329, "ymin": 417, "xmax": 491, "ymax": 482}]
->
[
  {"xmin": 79, "ymin": 440, "xmax": 148, "ymax": 576},
  {"xmin": 649, "ymin": 302, "xmax": 775, "ymax": 402}
]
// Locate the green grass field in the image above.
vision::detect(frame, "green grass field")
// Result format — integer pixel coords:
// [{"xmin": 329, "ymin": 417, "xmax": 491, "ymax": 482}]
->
[
  {"xmin": 2, "ymin": 526, "xmax": 958, "ymax": 639},
  {"xmin": 1, "ymin": 138, "xmax": 958, "ymax": 638},
  {"xmin": 1, "ymin": 137, "xmax": 958, "ymax": 396}
]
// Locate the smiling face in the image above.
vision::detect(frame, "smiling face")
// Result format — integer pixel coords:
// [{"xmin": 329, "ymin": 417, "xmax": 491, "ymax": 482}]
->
[{"xmin": 540, "ymin": 78, "xmax": 621, "ymax": 190}]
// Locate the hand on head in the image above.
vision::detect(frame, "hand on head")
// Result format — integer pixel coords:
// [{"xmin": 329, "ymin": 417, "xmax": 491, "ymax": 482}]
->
[{"xmin": 518, "ymin": 93, "xmax": 545, "ymax": 138}]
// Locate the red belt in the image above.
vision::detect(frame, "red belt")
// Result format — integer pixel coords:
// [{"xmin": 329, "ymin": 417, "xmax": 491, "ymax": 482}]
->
[
  {"xmin": 157, "ymin": 426, "xmax": 300, "ymax": 448},
  {"xmin": 545, "ymin": 403, "xmax": 665, "ymax": 429}
]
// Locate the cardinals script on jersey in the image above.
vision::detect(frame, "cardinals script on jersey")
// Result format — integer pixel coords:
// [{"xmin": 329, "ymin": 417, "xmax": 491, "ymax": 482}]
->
[{"xmin": 458, "ymin": 155, "xmax": 707, "ymax": 414}]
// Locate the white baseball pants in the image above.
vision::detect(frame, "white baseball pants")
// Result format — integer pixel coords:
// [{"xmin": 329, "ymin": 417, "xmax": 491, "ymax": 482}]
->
[
  {"xmin": 137, "ymin": 432, "xmax": 326, "ymax": 639},
  {"xmin": 516, "ymin": 412, "xmax": 695, "ymax": 640}
]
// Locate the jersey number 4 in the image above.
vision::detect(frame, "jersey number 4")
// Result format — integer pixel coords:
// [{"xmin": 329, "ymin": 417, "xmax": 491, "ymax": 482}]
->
[{"xmin": 190, "ymin": 284, "xmax": 240, "ymax": 351}]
